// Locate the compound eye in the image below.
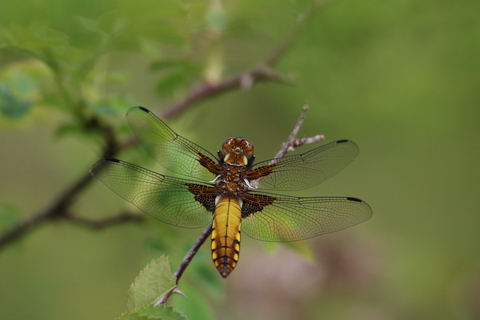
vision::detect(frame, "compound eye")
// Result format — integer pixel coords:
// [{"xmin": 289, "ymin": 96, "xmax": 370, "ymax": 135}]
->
[
  {"xmin": 241, "ymin": 139, "xmax": 254, "ymax": 158},
  {"xmin": 221, "ymin": 138, "xmax": 236, "ymax": 154}
]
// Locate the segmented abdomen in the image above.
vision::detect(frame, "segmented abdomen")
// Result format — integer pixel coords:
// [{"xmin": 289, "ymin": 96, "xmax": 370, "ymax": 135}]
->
[{"xmin": 211, "ymin": 197, "xmax": 242, "ymax": 278}]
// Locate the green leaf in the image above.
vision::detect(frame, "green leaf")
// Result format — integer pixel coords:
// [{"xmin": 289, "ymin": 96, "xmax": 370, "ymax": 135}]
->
[
  {"xmin": 115, "ymin": 312, "xmax": 151, "ymax": 320},
  {"xmin": 116, "ymin": 305, "xmax": 187, "ymax": 320},
  {"xmin": 137, "ymin": 305, "xmax": 187, "ymax": 320},
  {"xmin": 127, "ymin": 256, "xmax": 177, "ymax": 312},
  {"xmin": 0, "ymin": 83, "xmax": 32, "ymax": 119}
]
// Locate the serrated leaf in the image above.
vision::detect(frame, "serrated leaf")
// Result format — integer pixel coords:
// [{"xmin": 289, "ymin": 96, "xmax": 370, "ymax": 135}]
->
[
  {"xmin": 127, "ymin": 256, "xmax": 177, "ymax": 312},
  {"xmin": 137, "ymin": 305, "xmax": 187, "ymax": 320}
]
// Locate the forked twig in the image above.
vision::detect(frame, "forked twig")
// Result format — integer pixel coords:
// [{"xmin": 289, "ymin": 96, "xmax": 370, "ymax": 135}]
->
[
  {"xmin": 271, "ymin": 105, "xmax": 324, "ymax": 164},
  {"xmin": 156, "ymin": 105, "xmax": 324, "ymax": 305}
]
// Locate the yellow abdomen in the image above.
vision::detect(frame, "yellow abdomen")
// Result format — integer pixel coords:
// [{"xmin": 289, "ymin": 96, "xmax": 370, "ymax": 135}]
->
[{"xmin": 211, "ymin": 197, "xmax": 242, "ymax": 278}]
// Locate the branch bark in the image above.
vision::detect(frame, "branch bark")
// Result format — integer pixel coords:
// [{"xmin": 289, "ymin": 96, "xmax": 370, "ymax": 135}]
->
[{"xmin": 0, "ymin": 172, "xmax": 93, "ymax": 248}]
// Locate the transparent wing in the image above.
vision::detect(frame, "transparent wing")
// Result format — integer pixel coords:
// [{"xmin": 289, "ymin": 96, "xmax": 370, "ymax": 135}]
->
[
  {"xmin": 127, "ymin": 106, "xmax": 219, "ymax": 181},
  {"xmin": 241, "ymin": 191, "xmax": 372, "ymax": 242},
  {"xmin": 90, "ymin": 158, "xmax": 215, "ymax": 228},
  {"xmin": 251, "ymin": 140, "xmax": 359, "ymax": 191}
]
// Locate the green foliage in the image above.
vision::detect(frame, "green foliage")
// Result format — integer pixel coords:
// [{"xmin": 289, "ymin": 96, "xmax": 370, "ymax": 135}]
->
[
  {"xmin": 127, "ymin": 256, "xmax": 176, "ymax": 311},
  {"xmin": 0, "ymin": 83, "xmax": 32, "ymax": 119},
  {"xmin": 117, "ymin": 305, "xmax": 186, "ymax": 320},
  {"xmin": 0, "ymin": 2, "xmax": 183, "ymax": 132},
  {"xmin": 0, "ymin": 65, "xmax": 47, "ymax": 120},
  {"xmin": 118, "ymin": 256, "xmax": 187, "ymax": 320},
  {"xmin": 1, "ymin": 0, "xmax": 479, "ymax": 320}
]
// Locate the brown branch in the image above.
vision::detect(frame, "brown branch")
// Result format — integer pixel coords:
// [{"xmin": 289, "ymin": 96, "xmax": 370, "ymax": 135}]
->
[
  {"xmin": 0, "ymin": 1, "xmax": 325, "ymax": 252},
  {"xmin": 159, "ymin": 67, "xmax": 290, "ymax": 120},
  {"xmin": 0, "ymin": 172, "xmax": 93, "ymax": 248},
  {"xmin": 156, "ymin": 105, "xmax": 324, "ymax": 305}
]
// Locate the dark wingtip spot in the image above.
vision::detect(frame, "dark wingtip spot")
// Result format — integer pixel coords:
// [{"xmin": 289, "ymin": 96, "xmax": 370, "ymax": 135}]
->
[
  {"xmin": 138, "ymin": 106, "xmax": 149, "ymax": 113},
  {"xmin": 105, "ymin": 158, "xmax": 120, "ymax": 163},
  {"xmin": 347, "ymin": 197, "xmax": 362, "ymax": 202},
  {"xmin": 337, "ymin": 139, "xmax": 349, "ymax": 144}
]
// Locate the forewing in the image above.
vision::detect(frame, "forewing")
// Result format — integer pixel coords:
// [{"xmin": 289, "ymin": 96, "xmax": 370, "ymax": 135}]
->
[
  {"xmin": 127, "ymin": 107, "xmax": 219, "ymax": 181},
  {"xmin": 250, "ymin": 140, "xmax": 359, "ymax": 191},
  {"xmin": 241, "ymin": 191, "xmax": 372, "ymax": 242},
  {"xmin": 90, "ymin": 158, "xmax": 215, "ymax": 228}
]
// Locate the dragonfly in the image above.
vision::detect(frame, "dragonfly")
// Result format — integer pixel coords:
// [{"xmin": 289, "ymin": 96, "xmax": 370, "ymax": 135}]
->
[{"xmin": 90, "ymin": 106, "xmax": 372, "ymax": 278}]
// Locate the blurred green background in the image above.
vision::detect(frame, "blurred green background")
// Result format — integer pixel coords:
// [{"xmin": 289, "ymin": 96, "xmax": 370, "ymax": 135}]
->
[{"xmin": 1, "ymin": 0, "xmax": 479, "ymax": 319}]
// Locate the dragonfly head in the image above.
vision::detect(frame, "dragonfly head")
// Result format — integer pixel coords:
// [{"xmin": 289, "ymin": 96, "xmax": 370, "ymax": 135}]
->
[{"xmin": 221, "ymin": 137, "xmax": 254, "ymax": 165}]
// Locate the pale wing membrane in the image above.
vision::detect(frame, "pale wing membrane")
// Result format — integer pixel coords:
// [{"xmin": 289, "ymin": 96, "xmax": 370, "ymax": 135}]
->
[
  {"xmin": 90, "ymin": 159, "xmax": 214, "ymax": 228},
  {"xmin": 241, "ymin": 192, "xmax": 372, "ymax": 242},
  {"xmin": 252, "ymin": 140, "xmax": 359, "ymax": 191},
  {"xmin": 127, "ymin": 107, "xmax": 218, "ymax": 181}
]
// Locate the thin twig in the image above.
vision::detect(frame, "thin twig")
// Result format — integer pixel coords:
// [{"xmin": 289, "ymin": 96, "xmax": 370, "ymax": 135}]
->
[{"xmin": 272, "ymin": 105, "xmax": 324, "ymax": 163}]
